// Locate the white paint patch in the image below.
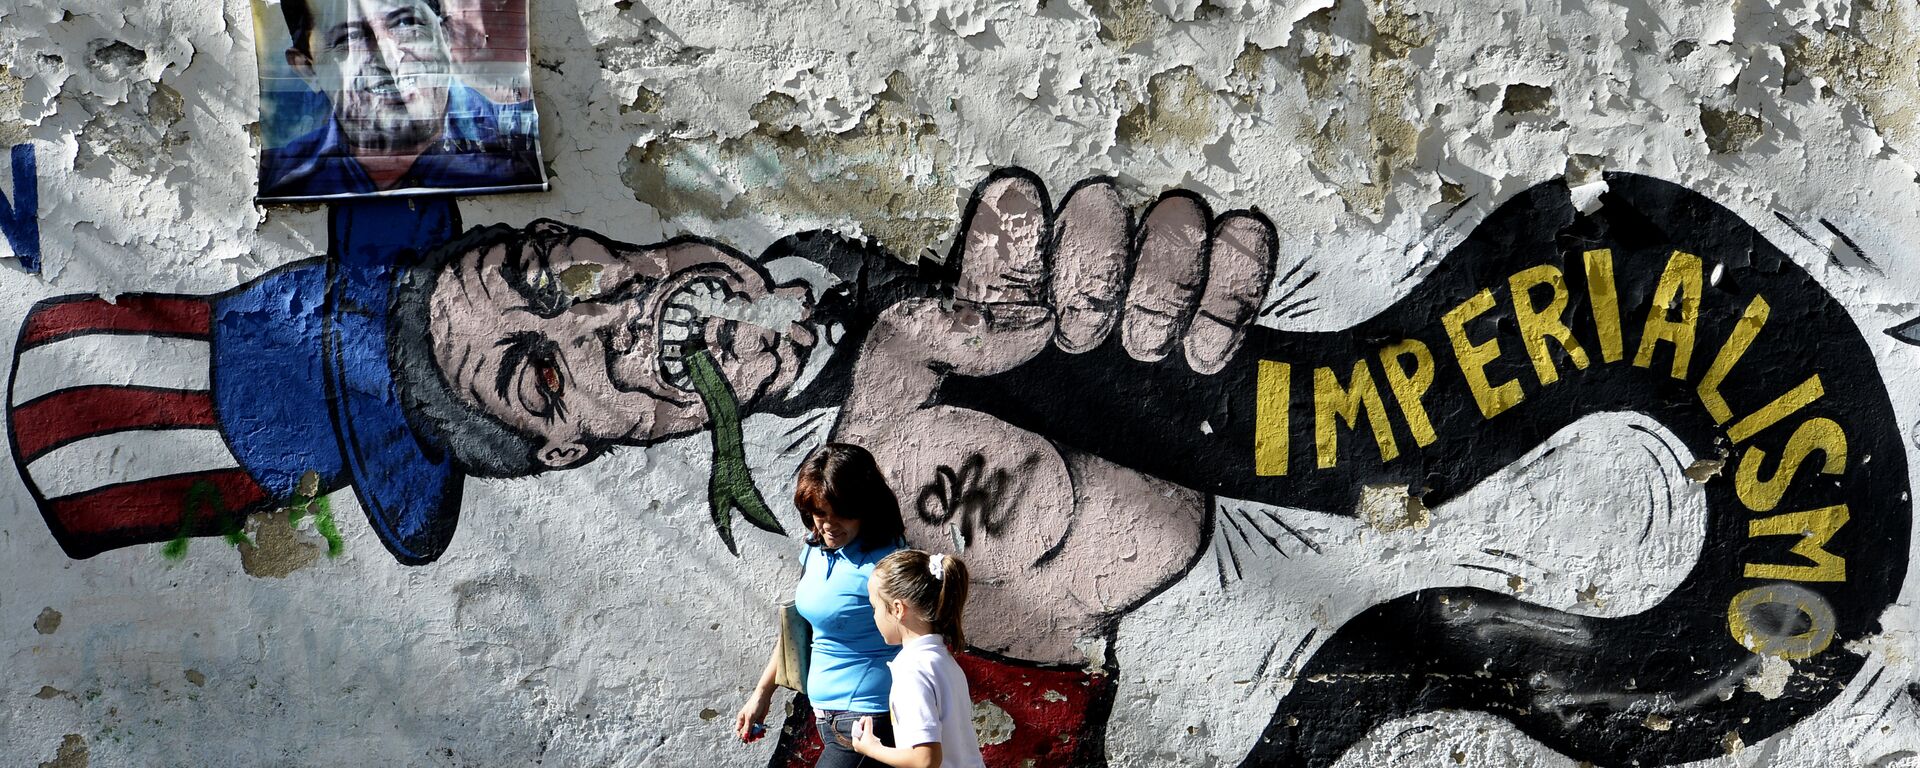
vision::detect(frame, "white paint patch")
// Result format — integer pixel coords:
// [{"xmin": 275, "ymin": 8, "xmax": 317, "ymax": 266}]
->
[
  {"xmin": 29, "ymin": 428, "xmax": 236, "ymax": 498},
  {"xmin": 1744, "ymin": 654, "xmax": 1795, "ymax": 700},
  {"xmin": 972, "ymin": 699, "xmax": 1015, "ymax": 746},
  {"xmin": 1568, "ymin": 179, "xmax": 1609, "ymax": 214},
  {"xmin": 10, "ymin": 334, "xmax": 209, "ymax": 404},
  {"xmin": 680, "ymin": 287, "xmax": 808, "ymax": 333}
]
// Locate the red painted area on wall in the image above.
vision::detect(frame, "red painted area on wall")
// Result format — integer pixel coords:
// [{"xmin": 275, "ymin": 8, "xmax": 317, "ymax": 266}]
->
[
  {"xmin": 13, "ymin": 387, "xmax": 220, "ymax": 459},
  {"xmin": 49, "ymin": 469, "xmax": 266, "ymax": 551},
  {"xmin": 772, "ymin": 649, "xmax": 1110, "ymax": 768},
  {"xmin": 18, "ymin": 295, "xmax": 210, "ymax": 349}
]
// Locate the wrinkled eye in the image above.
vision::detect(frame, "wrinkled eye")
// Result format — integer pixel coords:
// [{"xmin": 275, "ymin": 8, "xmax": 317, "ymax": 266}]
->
[
  {"xmin": 515, "ymin": 357, "xmax": 563, "ymax": 419},
  {"xmin": 537, "ymin": 361, "xmax": 564, "ymax": 399},
  {"xmin": 514, "ymin": 362, "xmax": 546, "ymax": 416},
  {"xmin": 335, "ymin": 26, "xmax": 368, "ymax": 50},
  {"xmin": 497, "ymin": 332, "xmax": 566, "ymax": 421},
  {"xmin": 518, "ymin": 268, "xmax": 573, "ymax": 317}
]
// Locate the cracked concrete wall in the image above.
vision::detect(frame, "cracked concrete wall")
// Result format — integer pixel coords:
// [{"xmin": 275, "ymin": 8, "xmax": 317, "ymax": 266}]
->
[{"xmin": 3, "ymin": 0, "xmax": 1920, "ymax": 766}]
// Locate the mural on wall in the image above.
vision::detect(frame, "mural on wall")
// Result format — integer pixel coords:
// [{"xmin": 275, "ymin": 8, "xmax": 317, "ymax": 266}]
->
[
  {"xmin": 252, "ymin": 0, "xmax": 546, "ymax": 202},
  {"xmin": 948, "ymin": 172, "xmax": 1910, "ymax": 766},
  {"xmin": 5, "ymin": 167, "xmax": 1911, "ymax": 767}
]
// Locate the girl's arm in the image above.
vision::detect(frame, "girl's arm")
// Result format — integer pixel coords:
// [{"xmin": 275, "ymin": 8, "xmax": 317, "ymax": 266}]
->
[
  {"xmin": 734, "ymin": 645, "xmax": 781, "ymax": 742},
  {"xmin": 850, "ymin": 717, "xmax": 942, "ymax": 768}
]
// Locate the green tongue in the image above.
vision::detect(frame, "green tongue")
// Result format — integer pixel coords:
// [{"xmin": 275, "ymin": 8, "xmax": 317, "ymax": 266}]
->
[{"xmin": 686, "ymin": 348, "xmax": 787, "ymax": 554}]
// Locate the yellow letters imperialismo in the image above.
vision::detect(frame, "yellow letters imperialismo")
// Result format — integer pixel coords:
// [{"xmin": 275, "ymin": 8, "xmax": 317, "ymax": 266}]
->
[
  {"xmin": 1379, "ymin": 339, "xmax": 1438, "ymax": 448},
  {"xmin": 1745, "ymin": 505, "xmax": 1850, "ymax": 583},
  {"xmin": 1509, "ymin": 264, "xmax": 1590, "ymax": 386}
]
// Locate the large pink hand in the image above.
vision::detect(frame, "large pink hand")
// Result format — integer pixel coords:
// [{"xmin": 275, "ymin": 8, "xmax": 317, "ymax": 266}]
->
[{"xmin": 838, "ymin": 171, "xmax": 1276, "ymax": 662}]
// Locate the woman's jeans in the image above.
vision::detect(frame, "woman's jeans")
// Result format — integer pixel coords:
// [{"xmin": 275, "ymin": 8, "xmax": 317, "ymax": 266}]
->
[{"xmin": 812, "ymin": 709, "xmax": 893, "ymax": 768}]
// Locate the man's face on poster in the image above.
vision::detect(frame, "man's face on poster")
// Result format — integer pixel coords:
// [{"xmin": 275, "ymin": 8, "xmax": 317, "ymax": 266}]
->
[
  {"xmin": 428, "ymin": 224, "xmax": 817, "ymax": 470},
  {"xmin": 286, "ymin": 0, "xmax": 453, "ymax": 152}
]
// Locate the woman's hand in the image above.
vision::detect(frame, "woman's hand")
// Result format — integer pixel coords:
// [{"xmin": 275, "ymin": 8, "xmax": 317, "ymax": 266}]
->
[{"xmin": 734, "ymin": 691, "xmax": 772, "ymax": 743}]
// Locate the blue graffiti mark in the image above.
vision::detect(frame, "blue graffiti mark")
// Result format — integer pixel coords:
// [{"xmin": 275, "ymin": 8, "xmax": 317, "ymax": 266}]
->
[{"xmin": 0, "ymin": 143, "xmax": 39, "ymax": 272}]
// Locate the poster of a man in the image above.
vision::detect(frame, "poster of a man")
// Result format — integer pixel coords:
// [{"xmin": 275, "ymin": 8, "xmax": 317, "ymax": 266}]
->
[{"xmin": 253, "ymin": 0, "xmax": 545, "ymax": 201}]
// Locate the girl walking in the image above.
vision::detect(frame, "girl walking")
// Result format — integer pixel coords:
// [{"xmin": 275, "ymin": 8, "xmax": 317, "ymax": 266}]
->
[{"xmin": 848, "ymin": 550, "xmax": 986, "ymax": 768}]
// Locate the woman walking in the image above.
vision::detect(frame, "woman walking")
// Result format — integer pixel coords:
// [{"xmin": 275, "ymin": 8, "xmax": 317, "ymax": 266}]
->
[{"xmin": 737, "ymin": 443, "xmax": 907, "ymax": 767}]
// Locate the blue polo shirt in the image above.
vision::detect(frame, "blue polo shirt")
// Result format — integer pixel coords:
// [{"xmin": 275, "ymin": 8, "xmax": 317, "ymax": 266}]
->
[{"xmin": 794, "ymin": 537, "xmax": 902, "ymax": 713}]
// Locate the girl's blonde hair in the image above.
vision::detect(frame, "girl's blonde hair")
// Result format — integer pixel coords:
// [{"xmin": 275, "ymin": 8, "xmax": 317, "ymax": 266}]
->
[{"xmin": 873, "ymin": 550, "xmax": 970, "ymax": 650}]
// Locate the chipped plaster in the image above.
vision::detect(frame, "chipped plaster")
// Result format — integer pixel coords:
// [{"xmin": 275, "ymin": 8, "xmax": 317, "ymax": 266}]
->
[
  {"xmin": 621, "ymin": 73, "xmax": 960, "ymax": 259},
  {"xmin": 1, "ymin": 0, "xmax": 1919, "ymax": 765}
]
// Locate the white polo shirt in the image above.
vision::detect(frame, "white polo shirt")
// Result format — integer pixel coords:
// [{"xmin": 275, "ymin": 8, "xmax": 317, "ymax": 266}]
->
[{"xmin": 886, "ymin": 634, "xmax": 986, "ymax": 768}]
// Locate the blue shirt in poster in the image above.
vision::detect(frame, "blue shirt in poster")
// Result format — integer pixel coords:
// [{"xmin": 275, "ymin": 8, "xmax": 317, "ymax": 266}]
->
[{"xmin": 259, "ymin": 83, "xmax": 543, "ymax": 199}]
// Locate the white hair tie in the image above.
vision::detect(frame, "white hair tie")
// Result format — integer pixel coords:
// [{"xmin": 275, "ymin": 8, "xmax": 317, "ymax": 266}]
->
[{"xmin": 926, "ymin": 554, "xmax": 945, "ymax": 581}]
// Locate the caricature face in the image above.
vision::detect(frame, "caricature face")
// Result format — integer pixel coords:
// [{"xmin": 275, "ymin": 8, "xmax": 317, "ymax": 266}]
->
[
  {"xmin": 427, "ymin": 223, "xmax": 817, "ymax": 470},
  {"xmin": 868, "ymin": 577, "xmax": 903, "ymax": 646},
  {"xmin": 287, "ymin": 0, "xmax": 453, "ymax": 151}
]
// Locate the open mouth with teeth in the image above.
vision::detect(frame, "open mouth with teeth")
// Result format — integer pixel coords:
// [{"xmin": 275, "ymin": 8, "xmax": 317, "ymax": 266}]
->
[
  {"xmin": 639, "ymin": 268, "xmax": 808, "ymax": 555},
  {"xmin": 655, "ymin": 276, "xmax": 735, "ymax": 391}
]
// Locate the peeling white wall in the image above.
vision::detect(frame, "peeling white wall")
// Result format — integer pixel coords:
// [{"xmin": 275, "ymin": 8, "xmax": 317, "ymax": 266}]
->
[{"xmin": 4, "ymin": 0, "xmax": 1920, "ymax": 766}]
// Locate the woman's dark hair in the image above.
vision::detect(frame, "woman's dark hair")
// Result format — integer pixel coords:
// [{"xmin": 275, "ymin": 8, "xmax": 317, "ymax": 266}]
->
[
  {"xmin": 874, "ymin": 550, "xmax": 970, "ymax": 650},
  {"xmin": 793, "ymin": 443, "xmax": 904, "ymax": 549}
]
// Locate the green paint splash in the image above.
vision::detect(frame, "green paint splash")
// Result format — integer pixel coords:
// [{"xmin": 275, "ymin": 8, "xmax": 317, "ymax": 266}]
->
[
  {"xmin": 287, "ymin": 494, "xmax": 345, "ymax": 558},
  {"xmin": 163, "ymin": 480, "xmax": 229, "ymax": 560},
  {"xmin": 686, "ymin": 348, "xmax": 786, "ymax": 554},
  {"xmin": 162, "ymin": 478, "xmax": 346, "ymax": 561}
]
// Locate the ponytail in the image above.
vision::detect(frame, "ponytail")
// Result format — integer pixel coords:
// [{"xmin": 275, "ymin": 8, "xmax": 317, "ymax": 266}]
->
[
  {"xmin": 930, "ymin": 554, "xmax": 969, "ymax": 651},
  {"xmin": 874, "ymin": 550, "xmax": 971, "ymax": 651}
]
